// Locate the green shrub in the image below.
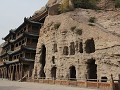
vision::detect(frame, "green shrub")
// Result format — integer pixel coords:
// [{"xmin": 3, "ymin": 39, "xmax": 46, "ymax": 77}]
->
[
  {"xmin": 115, "ymin": 0, "xmax": 120, "ymax": 8},
  {"xmin": 54, "ymin": 23, "xmax": 61, "ymax": 30},
  {"xmin": 59, "ymin": 0, "xmax": 71, "ymax": 13},
  {"xmin": 71, "ymin": 0, "xmax": 99, "ymax": 9},
  {"xmin": 70, "ymin": 26, "xmax": 76, "ymax": 31},
  {"xmin": 89, "ymin": 17, "xmax": 96, "ymax": 23},
  {"xmin": 75, "ymin": 28, "xmax": 82, "ymax": 35}
]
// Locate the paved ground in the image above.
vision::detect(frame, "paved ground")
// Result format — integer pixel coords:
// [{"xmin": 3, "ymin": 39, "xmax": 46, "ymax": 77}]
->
[{"xmin": 0, "ymin": 79, "xmax": 98, "ymax": 90}]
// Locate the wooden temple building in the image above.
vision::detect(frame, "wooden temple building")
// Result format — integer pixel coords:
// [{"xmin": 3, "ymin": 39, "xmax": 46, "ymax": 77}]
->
[{"xmin": 0, "ymin": 8, "xmax": 48, "ymax": 81}]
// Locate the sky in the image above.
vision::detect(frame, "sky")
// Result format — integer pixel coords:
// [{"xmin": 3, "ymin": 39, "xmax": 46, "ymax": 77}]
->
[{"xmin": 0, "ymin": 0, "xmax": 48, "ymax": 44}]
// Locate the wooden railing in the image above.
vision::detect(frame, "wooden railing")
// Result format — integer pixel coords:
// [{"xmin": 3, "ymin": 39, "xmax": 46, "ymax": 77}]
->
[
  {"xmin": 26, "ymin": 78, "xmax": 117, "ymax": 90},
  {"xmin": 19, "ymin": 71, "xmax": 30, "ymax": 82}
]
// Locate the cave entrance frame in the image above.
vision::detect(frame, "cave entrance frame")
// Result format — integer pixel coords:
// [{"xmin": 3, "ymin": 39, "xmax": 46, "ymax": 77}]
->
[
  {"xmin": 39, "ymin": 44, "xmax": 46, "ymax": 79},
  {"xmin": 51, "ymin": 67, "xmax": 57, "ymax": 80},
  {"xmin": 87, "ymin": 59, "xmax": 97, "ymax": 81},
  {"xmin": 69, "ymin": 66, "xmax": 76, "ymax": 81}
]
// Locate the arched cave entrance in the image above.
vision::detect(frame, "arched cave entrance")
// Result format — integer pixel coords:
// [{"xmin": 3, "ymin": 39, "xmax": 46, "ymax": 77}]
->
[
  {"xmin": 51, "ymin": 67, "xmax": 57, "ymax": 80},
  {"xmin": 69, "ymin": 66, "xmax": 76, "ymax": 80},
  {"xmin": 39, "ymin": 44, "xmax": 46, "ymax": 78},
  {"xmin": 85, "ymin": 38, "xmax": 95, "ymax": 53},
  {"xmin": 87, "ymin": 59, "xmax": 97, "ymax": 81}
]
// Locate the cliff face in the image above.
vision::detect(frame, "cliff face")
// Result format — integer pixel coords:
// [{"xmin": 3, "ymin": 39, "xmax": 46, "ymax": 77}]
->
[
  {"xmin": 33, "ymin": 8, "xmax": 120, "ymax": 80},
  {"xmin": 0, "ymin": 44, "xmax": 3, "ymax": 64},
  {"xmin": 33, "ymin": 0, "xmax": 117, "ymax": 18},
  {"xmin": 40, "ymin": 8, "xmax": 120, "ymax": 48}
]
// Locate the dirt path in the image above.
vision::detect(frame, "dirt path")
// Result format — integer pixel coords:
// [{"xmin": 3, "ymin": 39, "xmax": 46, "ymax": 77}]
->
[{"xmin": 0, "ymin": 79, "xmax": 98, "ymax": 90}]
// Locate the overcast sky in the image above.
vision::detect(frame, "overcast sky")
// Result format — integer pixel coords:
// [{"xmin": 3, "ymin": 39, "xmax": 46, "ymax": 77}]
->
[{"xmin": 0, "ymin": 0, "xmax": 48, "ymax": 44}]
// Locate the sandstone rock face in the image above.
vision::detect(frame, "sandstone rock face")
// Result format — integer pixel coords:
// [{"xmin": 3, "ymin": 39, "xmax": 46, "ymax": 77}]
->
[
  {"xmin": 97, "ymin": 0, "xmax": 115, "ymax": 10},
  {"xmin": 33, "ymin": 9, "xmax": 120, "ymax": 80},
  {"xmin": 33, "ymin": 0, "xmax": 116, "ymax": 17},
  {"xmin": 47, "ymin": 0, "xmax": 58, "ymax": 7},
  {"xmin": 33, "ymin": 7, "xmax": 46, "ymax": 16}
]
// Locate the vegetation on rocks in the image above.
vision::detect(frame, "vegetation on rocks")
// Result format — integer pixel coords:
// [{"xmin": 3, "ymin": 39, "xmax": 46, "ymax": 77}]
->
[
  {"xmin": 115, "ymin": 0, "xmax": 120, "ymax": 8},
  {"xmin": 70, "ymin": 26, "xmax": 82, "ymax": 35},
  {"xmin": 54, "ymin": 23, "xmax": 61, "ymax": 30},
  {"xmin": 70, "ymin": 26, "xmax": 76, "ymax": 31},
  {"xmin": 58, "ymin": 0, "xmax": 120, "ymax": 14},
  {"xmin": 59, "ymin": 0, "xmax": 71, "ymax": 13},
  {"xmin": 71, "ymin": 0, "xmax": 99, "ymax": 9},
  {"xmin": 89, "ymin": 17, "xmax": 96, "ymax": 23},
  {"xmin": 75, "ymin": 28, "xmax": 82, "ymax": 35}
]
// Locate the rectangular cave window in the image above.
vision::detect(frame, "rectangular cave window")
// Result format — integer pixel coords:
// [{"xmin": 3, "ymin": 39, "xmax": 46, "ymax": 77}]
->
[
  {"xmin": 63, "ymin": 46, "xmax": 69, "ymax": 55},
  {"xmin": 52, "ymin": 56, "xmax": 55, "ymax": 64},
  {"xmin": 79, "ymin": 42, "xmax": 83, "ymax": 53},
  {"xmin": 70, "ymin": 42, "xmax": 75, "ymax": 55},
  {"xmin": 87, "ymin": 59, "xmax": 97, "ymax": 81},
  {"xmin": 75, "ymin": 41, "xmax": 78, "ymax": 51},
  {"xmin": 53, "ymin": 44, "xmax": 57, "ymax": 52}
]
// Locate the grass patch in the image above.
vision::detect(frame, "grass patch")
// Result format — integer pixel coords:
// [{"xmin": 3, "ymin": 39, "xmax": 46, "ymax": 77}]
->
[
  {"xmin": 54, "ymin": 23, "xmax": 61, "ymax": 30},
  {"xmin": 89, "ymin": 17, "xmax": 96, "ymax": 23},
  {"xmin": 75, "ymin": 28, "xmax": 82, "ymax": 35},
  {"xmin": 70, "ymin": 26, "xmax": 76, "ymax": 31}
]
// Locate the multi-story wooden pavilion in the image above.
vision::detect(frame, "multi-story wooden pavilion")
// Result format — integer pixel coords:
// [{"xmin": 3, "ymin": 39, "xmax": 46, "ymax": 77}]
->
[{"xmin": 0, "ymin": 7, "xmax": 48, "ymax": 80}]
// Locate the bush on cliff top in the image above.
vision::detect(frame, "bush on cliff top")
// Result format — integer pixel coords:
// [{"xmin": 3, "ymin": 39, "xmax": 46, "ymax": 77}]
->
[
  {"xmin": 115, "ymin": 0, "xmax": 120, "ymax": 8},
  {"xmin": 59, "ymin": 0, "xmax": 71, "ymax": 13},
  {"xmin": 71, "ymin": 0, "xmax": 99, "ymax": 9}
]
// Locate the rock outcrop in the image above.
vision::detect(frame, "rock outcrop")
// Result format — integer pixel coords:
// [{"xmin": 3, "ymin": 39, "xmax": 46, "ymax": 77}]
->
[
  {"xmin": 47, "ymin": 0, "xmax": 115, "ymax": 9},
  {"xmin": 32, "ymin": 0, "xmax": 117, "ymax": 18}
]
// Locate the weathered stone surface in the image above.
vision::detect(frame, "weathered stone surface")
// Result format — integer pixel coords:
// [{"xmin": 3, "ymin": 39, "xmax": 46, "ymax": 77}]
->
[
  {"xmin": 33, "ymin": 0, "xmax": 116, "ymax": 17},
  {"xmin": 32, "ymin": 7, "xmax": 46, "ymax": 16},
  {"xmin": 48, "ymin": 4, "xmax": 60, "ymax": 15},
  {"xmin": 97, "ymin": 0, "xmax": 115, "ymax": 10},
  {"xmin": 33, "ymin": 8, "xmax": 120, "ymax": 81},
  {"xmin": 47, "ymin": 0, "xmax": 58, "ymax": 7}
]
